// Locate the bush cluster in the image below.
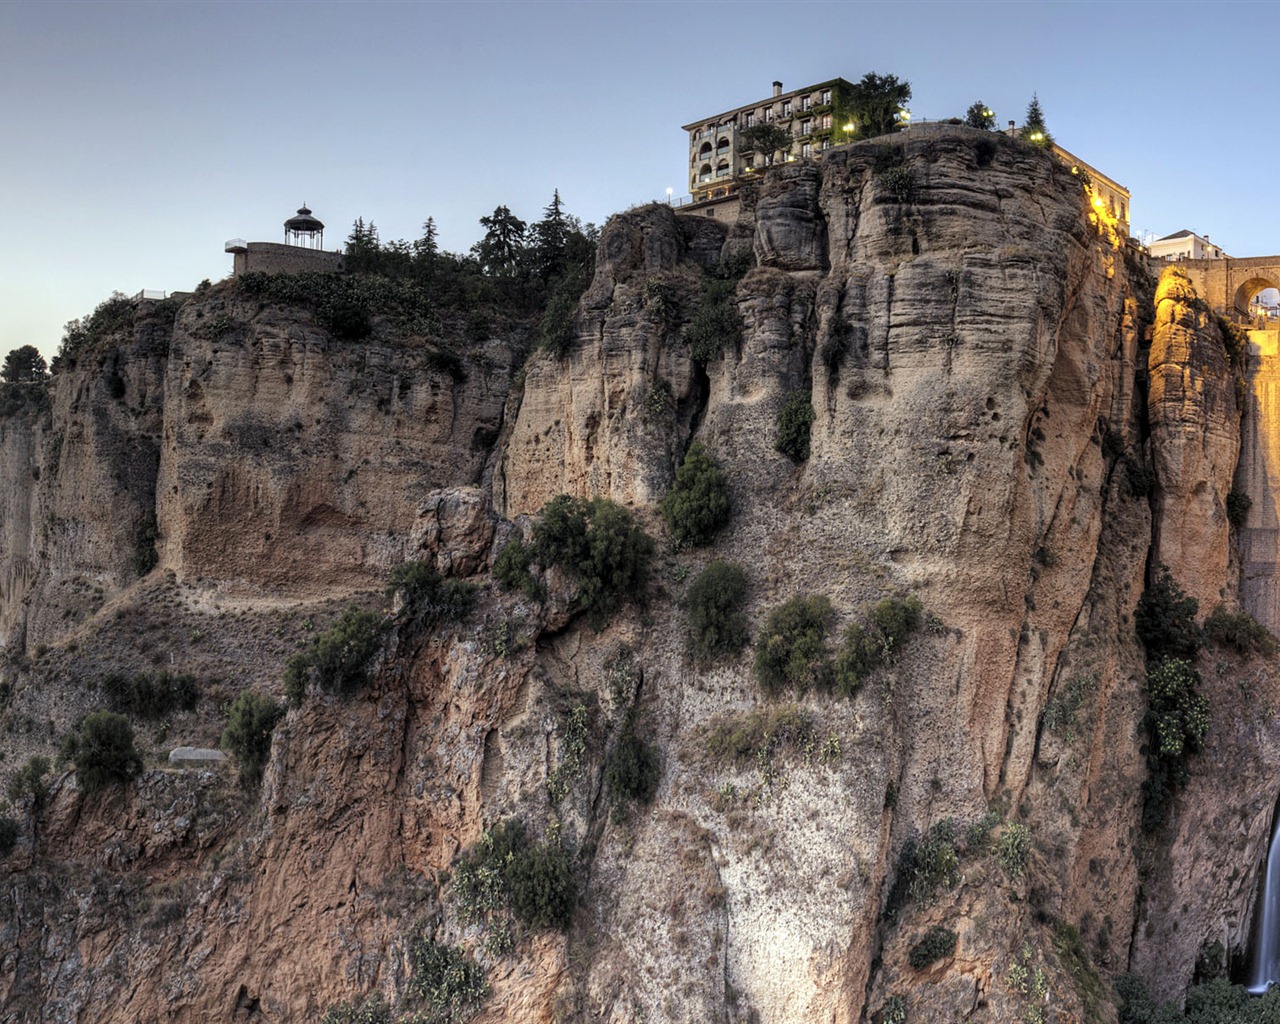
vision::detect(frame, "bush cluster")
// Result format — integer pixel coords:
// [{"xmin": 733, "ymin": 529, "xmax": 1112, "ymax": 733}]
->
[
  {"xmin": 106, "ymin": 669, "xmax": 199, "ymax": 720},
  {"xmin": 703, "ymin": 704, "xmax": 816, "ymax": 766},
  {"xmin": 532, "ymin": 495, "xmax": 653, "ymax": 627},
  {"xmin": 320, "ymin": 998, "xmax": 391, "ymax": 1024},
  {"xmin": 408, "ymin": 938, "xmax": 489, "ymax": 1023},
  {"xmin": 661, "ymin": 443, "xmax": 731, "ymax": 549},
  {"xmin": 908, "ymin": 926, "xmax": 958, "ymax": 969},
  {"xmin": 61, "ymin": 711, "xmax": 143, "ymax": 795},
  {"xmin": 684, "ymin": 276, "xmax": 741, "ymax": 363},
  {"xmin": 451, "ymin": 819, "xmax": 577, "ymax": 931},
  {"xmin": 1134, "ymin": 566, "xmax": 1211, "ymax": 829},
  {"xmin": 492, "ymin": 537, "xmax": 540, "ymax": 600},
  {"xmin": 998, "ymin": 822, "xmax": 1032, "ymax": 878},
  {"xmin": 284, "ymin": 606, "xmax": 389, "ymax": 706},
  {"xmin": 754, "ymin": 594, "xmax": 923, "ymax": 697},
  {"xmin": 604, "ymin": 724, "xmax": 660, "ymax": 806},
  {"xmin": 7, "ymin": 755, "xmax": 51, "ymax": 811},
  {"xmin": 685, "ymin": 560, "xmax": 750, "ymax": 664},
  {"xmin": 1117, "ymin": 974, "xmax": 1280, "ymax": 1024},
  {"xmin": 909, "ymin": 819, "xmax": 960, "ymax": 902},
  {"xmin": 221, "ymin": 690, "xmax": 283, "ymax": 786},
  {"xmin": 775, "ymin": 391, "xmax": 815, "ymax": 463},
  {"xmin": 386, "ymin": 560, "xmax": 476, "ymax": 631},
  {"xmin": 1203, "ymin": 604, "xmax": 1277, "ymax": 655}
]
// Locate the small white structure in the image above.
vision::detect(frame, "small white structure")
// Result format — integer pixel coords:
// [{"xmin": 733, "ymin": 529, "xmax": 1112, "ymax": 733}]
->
[
  {"xmin": 168, "ymin": 746, "xmax": 227, "ymax": 766},
  {"xmin": 1150, "ymin": 229, "xmax": 1226, "ymax": 261}
]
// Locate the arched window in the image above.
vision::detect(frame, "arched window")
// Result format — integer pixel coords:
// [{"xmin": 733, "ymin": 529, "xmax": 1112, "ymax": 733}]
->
[
  {"xmin": 716, "ymin": 159, "xmax": 731, "ymax": 179},
  {"xmin": 699, "ymin": 141, "xmax": 713, "ymax": 158},
  {"xmin": 698, "ymin": 163, "xmax": 713, "ymax": 183}
]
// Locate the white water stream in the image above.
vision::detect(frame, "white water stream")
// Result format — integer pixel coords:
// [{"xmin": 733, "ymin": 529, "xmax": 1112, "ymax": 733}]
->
[{"xmin": 1249, "ymin": 811, "xmax": 1280, "ymax": 993}]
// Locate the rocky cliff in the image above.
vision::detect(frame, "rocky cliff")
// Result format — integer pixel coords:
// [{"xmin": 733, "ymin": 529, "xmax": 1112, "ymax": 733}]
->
[{"xmin": 0, "ymin": 125, "xmax": 1276, "ymax": 1024}]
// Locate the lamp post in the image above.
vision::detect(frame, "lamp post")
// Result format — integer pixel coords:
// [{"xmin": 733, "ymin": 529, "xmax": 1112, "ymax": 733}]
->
[{"xmin": 666, "ymin": 187, "xmax": 673, "ymax": 205}]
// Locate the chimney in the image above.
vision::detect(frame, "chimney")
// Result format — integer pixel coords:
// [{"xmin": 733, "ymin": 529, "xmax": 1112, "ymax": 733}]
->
[{"xmin": 773, "ymin": 81, "xmax": 782, "ymax": 97}]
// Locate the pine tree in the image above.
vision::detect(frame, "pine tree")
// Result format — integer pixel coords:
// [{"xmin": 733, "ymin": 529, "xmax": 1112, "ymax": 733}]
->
[
  {"xmin": 472, "ymin": 206, "xmax": 527, "ymax": 277},
  {"xmin": 964, "ymin": 101, "xmax": 995, "ymax": 131},
  {"xmin": 1021, "ymin": 94, "xmax": 1052, "ymax": 147}
]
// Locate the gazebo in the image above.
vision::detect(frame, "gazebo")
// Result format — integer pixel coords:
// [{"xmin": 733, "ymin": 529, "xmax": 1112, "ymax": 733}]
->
[{"xmin": 284, "ymin": 204, "xmax": 325, "ymax": 249}]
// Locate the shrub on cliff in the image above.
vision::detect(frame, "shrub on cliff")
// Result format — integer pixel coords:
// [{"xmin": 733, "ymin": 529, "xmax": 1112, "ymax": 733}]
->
[
  {"xmin": 7, "ymin": 755, "xmax": 50, "ymax": 811},
  {"xmin": 684, "ymin": 276, "xmax": 741, "ymax": 363},
  {"xmin": 1204, "ymin": 604, "xmax": 1276, "ymax": 655},
  {"xmin": 775, "ymin": 391, "xmax": 815, "ymax": 463},
  {"xmin": 1135, "ymin": 566, "xmax": 1201, "ymax": 663},
  {"xmin": 833, "ymin": 596, "xmax": 923, "ymax": 696},
  {"xmin": 0, "ymin": 817, "xmax": 19, "ymax": 858},
  {"xmin": 221, "ymin": 690, "xmax": 283, "ymax": 786},
  {"xmin": 284, "ymin": 606, "xmax": 390, "ymax": 705},
  {"xmin": 605, "ymin": 724, "xmax": 660, "ymax": 807},
  {"xmin": 908, "ymin": 926, "xmax": 958, "ymax": 969},
  {"xmin": 61, "ymin": 711, "xmax": 143, "ymax": 794},
  {"xmin": 533, "ymin": 495, "xmax": 653, "ymax": 627},
  {"xmin": 320, "ymin": 997, "xmax": 391, "ymax": 1024},
  {"xmin": 686, "ymin": 560, "xmax": 750, "ymax": 664},
  {"xmin": 1, "ymin": 346, "xmax": 48, "ymax": 385},
  {"xmin": 54, "ymin": 292, "xmax": 136, "ymax": 370},
  {"xmin": 661, "ymin": 443, "xmax": 731, "ymax": 549},
  {"xmin": 408, "ymin": 938, "xmax": 489, "ymax": 1023},
  {"xmin": 508, "ymin": 840, "xmax": 577, "ymax": 931},
  {"xmin": 450, "ymin": 819, "xmax": 577, "ymax": 932},
  {"xmin": 754, "ymin": 594, "xmax": 834, "ymax": 694},
  {"xmin": 386, "ymin": 560, "xmax": 476, "ymax": 631},
  {"xmin": 106, "ymin": 669, "xmax": 199, "ymax": 720},
  {"xmin": 492, "ymin": 537, "xmax": 540, "ymax": 600}
]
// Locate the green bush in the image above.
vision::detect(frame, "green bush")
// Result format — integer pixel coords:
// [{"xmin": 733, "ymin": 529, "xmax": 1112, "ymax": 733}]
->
[
  {"xmin": 878, "ymin": 165, "xmax": 916, "ymax": 203},
  {"xmin": 753, "ymin": 595, "xmax": 833, "ymax": 695},
  {"xmin": 508, "ymin": 840, "xmax": 577, "ymax": 931},
  {"xmin": 661, "ymin": 443, "xmax": 731, "ymax": 549},
  {"xmin": 533, "ymin": 495, "xmax": 653, "ymax": 627},
  {"xmin": 908, "ymin": 926, "xmax": 957, "ymax": 969},
  {"xmin": 320, "ymin": 997, "xmax": 392, "ymax": 1024},
  {"xmin": 1135, "ymin": 565, "xmax": 1201, "ymax": 663},
  {"xmin": 7, "ymin": 755, "xmax": 50, "ymax": 811},
  {"xmin": 133, "ymin": 510, "xmax": 159, "ymax": 577},
  {"xmin": 686, "ymin": 560, "xmax": 750, "ymax": 664},
  {"xmin": 1227, "ymin": 489, "xmax": 1252, "ymax": 528},
  {"xmin": 1204, "ymin": 604, "xmax": 1276, "ymax": 655},
  {"xmin": 703, "ymin": 704, "xmax": 816, "ymax": 766},
  {"xmin": 605, "ymin": 726, "xmax": 660, "ymax": 805},
  {"xmin": 684, "ymin": 276, "xmax": 741, "ymax": 363},
  {"xmin": 909, "ymin": 820, "xmax": 959, "ymax": 902},
  {"xmin": 1147, "ymin": 658, "xmax": 1209, "ymax": 760},
  {"xmin": 833, "ymin": 596, "xmax": 923, "ymax": 696},
  {"xmin": 387, "ymin": 561, "xmax": 476, "ymax": 630},
  {"xmin": 450, "ymin": 820, "xmax": 576, "ymax": 931},
  {"xmin": 998, "ymin": 823, "xmax": 1032, "ymax": 879},
  {"xmin": 493, "ymin": 537, "xmax": 539, "ymax": 599},
  {"xmin": 775, "ymin": 391, "xmax": 815, "ymax": 463},
  {"xmin": 0, "ymin": 816, "xmax": 19, "ymax": 858},
  {"xmin": 106, "ymin": 669, "xmax": 199, "ymax": 720},
  {"xmin": 284, "ymin": 606, "xmax": 389, "ymax": 706},
  {"xmin": 408, "ymin": 938, "xmax": 489, "ymax": 1023},
  {"xmin": 221, "ymin": 690, "xmax": 283, "ymax": 786},
  {"xmin": 61, "ymin": 711, "xmax": 143, "ymax": 794}
]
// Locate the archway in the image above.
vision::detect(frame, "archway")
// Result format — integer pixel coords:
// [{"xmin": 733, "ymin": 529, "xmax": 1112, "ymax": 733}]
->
[{"xmin": 1234, "ymin": 275, "xmax": 1280, "ymax": 318}]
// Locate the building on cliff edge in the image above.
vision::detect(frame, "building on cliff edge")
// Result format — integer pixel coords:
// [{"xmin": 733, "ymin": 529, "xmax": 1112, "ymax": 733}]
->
[
  {"xmin": 1149, "ymin": 229, "xmax": 1227, "ymax": 262},
  {"xmin": 225, "ymin": 205, "xmax": 346, "ymax": 278},
  {"xmin": 681, "ymin": 80, "xmax": 1131, "ymax": 239}
]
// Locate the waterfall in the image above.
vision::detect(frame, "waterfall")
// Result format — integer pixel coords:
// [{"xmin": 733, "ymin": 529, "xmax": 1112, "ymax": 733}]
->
[{"xmin": 1250, "ymin": 810, "xmax": 1280, "ymax": 993}]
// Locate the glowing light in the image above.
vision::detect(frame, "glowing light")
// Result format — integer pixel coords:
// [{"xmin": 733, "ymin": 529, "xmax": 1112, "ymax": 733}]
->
[
  {"xmin": 898, "ymin": 109, "xmax": 912, "ymax": 123},
  {"xmin": 843, "ymin": 122, "xmax": 855, "ymax": 133},
  {"xmin": 1092, "ymin": 197, "xmax": 1105, "ymax": 208},
  {"xmin": 983, "ymin": 108, "xmax": 993, "ymax": 118}
]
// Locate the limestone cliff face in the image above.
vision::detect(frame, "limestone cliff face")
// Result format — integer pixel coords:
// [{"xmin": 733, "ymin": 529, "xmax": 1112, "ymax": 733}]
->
[{"xmin": 0, "ymin": 126, "xmax": 1274, "ymax": 1024}]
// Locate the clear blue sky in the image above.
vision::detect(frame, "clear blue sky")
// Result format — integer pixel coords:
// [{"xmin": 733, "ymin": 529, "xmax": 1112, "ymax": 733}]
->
[{"xmin": 2, "ymin": 0, "xmax": 1274, "ymax": 359}]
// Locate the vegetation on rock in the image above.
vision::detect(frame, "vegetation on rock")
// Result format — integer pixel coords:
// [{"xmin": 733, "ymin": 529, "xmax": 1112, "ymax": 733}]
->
[
  {"xmin": 908, "ymin": 926, "xmax": 958, "ymax": 969},
  {"xmin": 661, "ymin": 443, "xmax": 731, "ymax": 549},
  {"xmin": 775, "ymin": 390, "xmax": 815, "ymax": 463},
  {"xmin": 386, "ymin": 560, "xmax": 476, "ymax": 631},
  {"xmin": 221, "ymin": 690, "xmax": 283, "ymax": 786},
  {"xmin": 61, "ymin": 711, "xmax": 143, "ymax": 794},
  {"xmin": 283, "ymin": 606, "xmax": 389, "ymax": 706},
  {"xmin": 686, "ymin": 560, "xmax": 751, "ymax": 664}
]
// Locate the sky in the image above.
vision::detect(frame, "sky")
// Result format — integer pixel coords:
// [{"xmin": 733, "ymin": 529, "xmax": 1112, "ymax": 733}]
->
[{"xmin": 2, "ymin": 0, "xmax": 1276, "ymax": 360}]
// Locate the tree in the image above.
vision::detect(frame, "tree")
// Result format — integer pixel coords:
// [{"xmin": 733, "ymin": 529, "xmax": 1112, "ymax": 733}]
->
[
  {"xmin": 472, "ymin": 205, "xmax": 527, "ymax": 277},
  {"xmin": 1021, "ymin": 94, "xmax": 1053, "ymax": 147},
  {"xmin": 737, "ymin": 124, "xmax": 793, "ymax": 165},
  {"xmin": 964, "ymin": 101, "xmax": 996, "ymax": 131},
  {"xmin": 847, "ymin": 72, "xmax": 912, "ymax": 139},
  {"xmin": 661, "ymin": 443, "xmax": 731, "ymax": 548},
  {"xmin": 61, "ymin": 711, "xmax": 143, "ymax": 795},
  {"xmin": 221, "ymin": 690, "xmax": 283, "ymax": 786},
  {"xmin": 415, "ymin": 216, "xmax": 439, "ymax": 259},
  {"xmin": 344, "ymin": 217, "xmax": 382, "ymax": 272},
  {"xmin": 2, "ymin": 345, "xmax": 48, "ymax": 384},
  {"xmin": 530, "ymin": 190, "xmax": 571, "ymax": 281}
]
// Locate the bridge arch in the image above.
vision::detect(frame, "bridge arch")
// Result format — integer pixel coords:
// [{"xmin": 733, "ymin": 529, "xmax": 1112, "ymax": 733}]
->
[{"xmin": 1234, "ymin": 274, "xmax": 1280, "ymax": 315}]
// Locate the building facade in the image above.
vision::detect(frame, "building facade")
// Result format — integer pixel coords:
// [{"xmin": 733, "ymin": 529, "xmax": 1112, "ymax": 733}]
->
[
  {"xmin": 1149, "ymin": 229, "xmax": 1226, "ymax": 262},
  {"xmin": 1050, "ymin": 144, "xmax": 1132, "ymax": 239},
  {"xmin": 681, "ymin": 78, "xmax": 857, "ymax": 206}
]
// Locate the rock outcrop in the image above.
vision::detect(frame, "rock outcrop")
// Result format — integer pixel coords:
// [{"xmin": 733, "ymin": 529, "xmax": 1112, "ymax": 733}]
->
[{"xmin": 0, "ymin": 126, "xmax": 1275, "ymax": 1024}]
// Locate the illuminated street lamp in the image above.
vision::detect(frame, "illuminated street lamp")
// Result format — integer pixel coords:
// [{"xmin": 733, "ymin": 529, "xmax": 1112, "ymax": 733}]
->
[{"xmin": 666, "ymin": 187, "xmax": 673, "ymax": 205}]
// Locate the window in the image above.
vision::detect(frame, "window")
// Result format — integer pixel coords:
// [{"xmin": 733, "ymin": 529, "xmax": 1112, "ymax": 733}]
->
[
  {"xmin": 821, "ymin": 138, "xmax": 831, "ymax": 151},
  {"xmin": 822, "ymin": 114, "xmax": 832, "ymax": 129},
  {"xmin": 802, "ymin": 96, "xmax": 811, "ymax": 111},
  {"xmin": 821, "ymin": 89, "xmax": 831, "ymax": 104},
  {"xmin": 746, "ymin": 111, "xmax": 755, "ymax": 127},
  {"xmin": 782, "ymin": 100, "xmax": 792, "ymax": 116},
  {"xmin": 801, "ymin": 141, "xmax": 812, "ymax": 158},
  {"xmin": 800, "ymin": 119, "xmax": 811, "ymax": 135},
  {"xmin": 765, "ymin": 107, "xmax": 774, "ymax": 122}
]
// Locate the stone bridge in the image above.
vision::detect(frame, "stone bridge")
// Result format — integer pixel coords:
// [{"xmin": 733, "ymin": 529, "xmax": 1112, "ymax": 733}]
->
[{"xmin": 1178, "ymin": 256, "xmax": 1280, "ymax": 317}]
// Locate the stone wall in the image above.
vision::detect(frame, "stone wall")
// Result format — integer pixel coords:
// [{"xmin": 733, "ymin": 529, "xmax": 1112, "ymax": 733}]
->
[{"xmin": 232, "ymin": 242, "xmax": 345, "ymax": 278}]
